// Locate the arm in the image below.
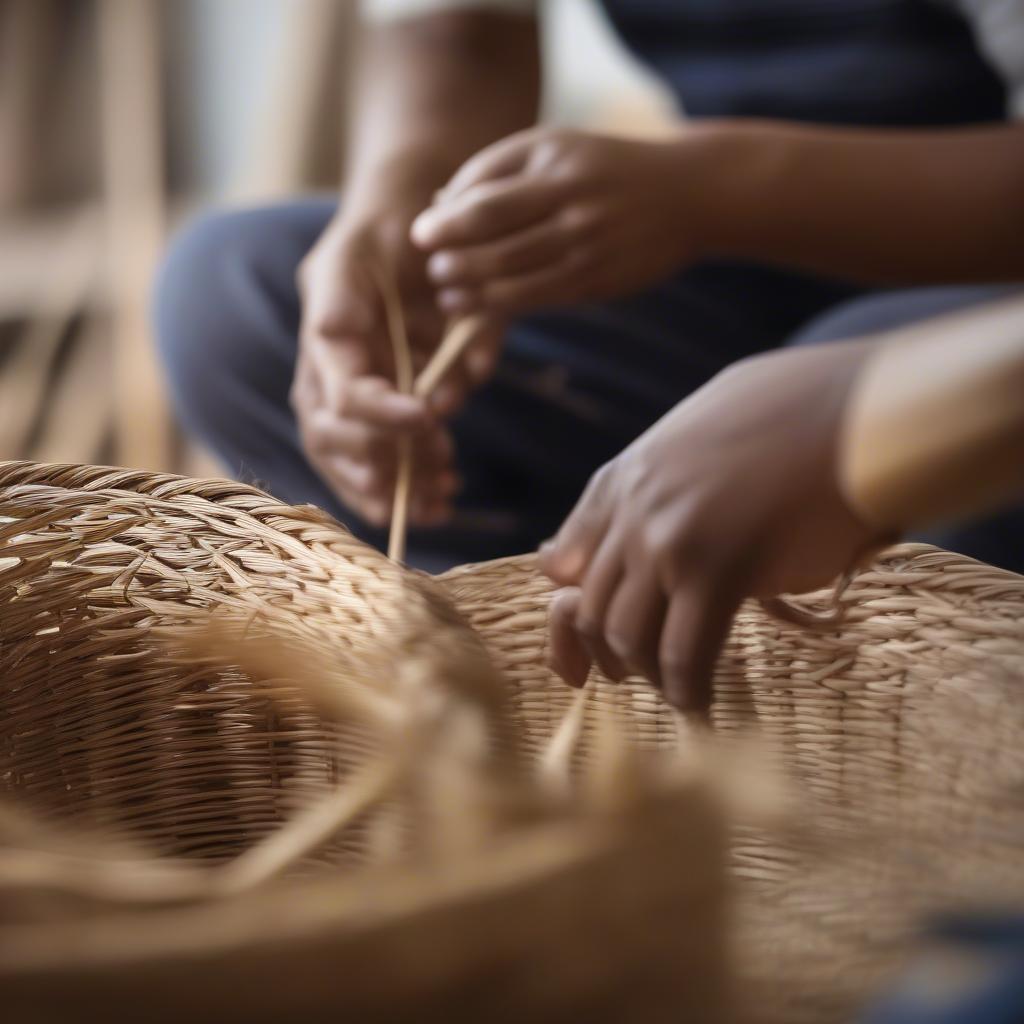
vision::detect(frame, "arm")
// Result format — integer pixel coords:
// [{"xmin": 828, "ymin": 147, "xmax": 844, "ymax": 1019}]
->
[
  {"xmin": 410, "ymin": 121, "xmax": 1024, "ymax": 316},
  {"xmin": 346, "ymin": 12, "xmax": 540, "ymax": 204},
  {"xmin": 840, "ymin": 296, "xmax": 1024, "ymax": 529},
  {"xmin": 540, "ymin": 296, "xmax": 1024, "ymax": 712},
  {"xmin": 294, "ymin": 11, "xmax": 539, "ymax": 527},
  {"xmin": 698, "ymin": 120, "xmax": 1024, "ymax": 283}
]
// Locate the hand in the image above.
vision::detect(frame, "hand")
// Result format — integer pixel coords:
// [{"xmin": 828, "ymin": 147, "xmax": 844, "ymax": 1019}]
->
[
  {"xmin": 294, "ymin": 181, "xmax": 503, "ymax": 528},
  {"xmin": 409, "ymin": 127, "xmax": 709, "ymax": 315},
  {"xmin": 539, "ymin": 341, "xmax": 885, "ymax": 713}
]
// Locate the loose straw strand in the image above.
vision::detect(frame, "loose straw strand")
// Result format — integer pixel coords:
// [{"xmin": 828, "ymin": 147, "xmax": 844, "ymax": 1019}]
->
[{"xmin": 370, "ymin": 260, "xmax": 482, "ymax": 564}]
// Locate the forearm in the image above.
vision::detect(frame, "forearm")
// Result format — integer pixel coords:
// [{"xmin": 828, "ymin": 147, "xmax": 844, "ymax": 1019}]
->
[
  {"xmin": 694, "ymin": 120, "xmax": 1024, "ymax": 283},
  {"xmin": 840, "ymin": 296, "xmax": 1024, "ymax": 531},
  {"xmin": 345, "ymin": 12, "xmax": 540, "ymax": 206}
]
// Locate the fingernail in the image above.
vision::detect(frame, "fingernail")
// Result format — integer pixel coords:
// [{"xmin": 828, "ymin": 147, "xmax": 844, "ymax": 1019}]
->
[
  {"xmin": 427, "ymin": 252, "xmax": 457, "ymax": 283},
  {"xmin": 438, "ymin": 289, "xmax": 473, "ymax": 313},
  {"xmin": 547, "ymin": 649, "xmax": 588, "ymax": 689},
  {"xmin": 410, "ymin": 211, "xmax": 441, "ymax": 247}
]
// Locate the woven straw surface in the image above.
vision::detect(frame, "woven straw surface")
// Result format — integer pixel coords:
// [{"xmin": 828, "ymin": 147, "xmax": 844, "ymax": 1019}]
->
[{"xmin": 2, "ymin": 460, "xmax": 1024, "ymax": 1023}]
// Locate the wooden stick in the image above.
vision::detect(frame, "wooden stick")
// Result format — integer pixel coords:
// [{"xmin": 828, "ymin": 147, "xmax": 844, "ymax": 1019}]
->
[
  {"xmin": 539, "ymin": 685, "xmax": 590, "ymax": 796},
  {"xmin": 372, "ymin": 260, "xmax": 483, "ymax": 563},
  {"xmin": 371, "ymin": 262, "xmax": 415, "ymax": 563},
  {"xmin": 98, "ymin": 0, "xmax": 172, "ymax": 471},
  {"xmin": 31, "ymin": 313, "xmax": 112, "ymax": 465},
  {"xmin": 0, "ymin": 209, "xmax": 96, "ymax": 457},
  {"xmin": 413, "ymin": 316, "xmax": 485, "ymax": 398}
]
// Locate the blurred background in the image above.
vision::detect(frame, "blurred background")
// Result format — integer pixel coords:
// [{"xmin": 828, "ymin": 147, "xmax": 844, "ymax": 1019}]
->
[{"xmin": 0, "ymin": 0, "xmax": 674, "ymax": 477}]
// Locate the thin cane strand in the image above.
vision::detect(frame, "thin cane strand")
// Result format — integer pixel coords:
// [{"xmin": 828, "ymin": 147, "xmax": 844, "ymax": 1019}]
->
[{"xmin": 370, "ymin": 262, "xmax": 482, "ymax": 565}]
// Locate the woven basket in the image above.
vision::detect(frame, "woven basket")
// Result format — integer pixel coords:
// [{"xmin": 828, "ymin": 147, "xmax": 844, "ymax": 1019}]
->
[{"xmin": 2, "ymin": 461, "xmax": 1023, "ymax": 1023}]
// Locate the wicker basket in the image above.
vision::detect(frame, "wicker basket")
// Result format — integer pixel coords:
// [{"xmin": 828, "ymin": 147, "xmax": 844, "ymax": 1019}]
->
[{"xmin": 2, "ymin": 460, "xmax": 1023, "ymax": 1023}]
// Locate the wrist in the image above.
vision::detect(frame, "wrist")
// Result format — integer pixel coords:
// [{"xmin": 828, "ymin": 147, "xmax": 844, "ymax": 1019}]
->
[
  {"xmin": 678, "ymin": 119, "xmax": 794, "ymax": 261},
  {"xmin": 342, "ymin": 147, "xmax": 457, "ymax": 221}
]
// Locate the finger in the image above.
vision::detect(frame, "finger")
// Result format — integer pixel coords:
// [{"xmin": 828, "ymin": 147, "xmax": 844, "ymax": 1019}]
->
[
  {"xmin": 408, "ymin": 492, "xmax": 455, "ymax": 527},
  {"xmin": 547, "ymin": 587, "xmax": 592, "ymax": 689},
  {"xmin": 436, "ymin": 255, "xmax": 585, "ymax": 316},
  {"xmin": 539, "ymin": 467, "xmax": 615, "ymax": 586},
  {"xmin": 298, "ymin": 246, "xmax": 377, "ymax": 339},
  {"xmin": 464, "ymin": 323, "xmax": 504, "ymax": 385},
  {"xmin": 289, "ymin": 349, "xmax": 321, "ymax": 413},
  {"xmin": 439, "ymin": 131, "xmax": 538, "ymax": 200},
  {"xmin": 338, "ymin": 375, "xmax": 433, "ymax": 428},
  {"xmin": 574, "ymin": 533, "xmax": 628, "ymax": 682},
  {"xmin": 411, "ymin": 177, "xmax": 565, "ymax": 251},
  {"xmin": 422, "ymin": 320, "xmax": 505, "ymax": 405},
  {"xmin": 304, "ymin": 415, "xmax": 456, "ymax": 487},
  {"xmin": 302, "ymin": 410, "xmax": 389, "ymax": 462},
  {"xmin": 604, "ymin": 568, "xmax": 668, "ymax": 687},
  {"xmin": 428, "ymin": 360, "xmax": 473, "ymax": 417},
  {"xmin": 426, "ymin": 220, "xmax": 570, "ymax": 288},
  {"xmin": 659, "ymin": 582, "xmax": 742, "ymax": 716},
  {"xmin": 307, "ymin": 454, "xmax": 392, "ymax": 528},
  {"xmin": 302, "ymin": 333, "xmax": 369, "ymax": 415},
  {"xmin": 313, "ymin": 434, "xmax": 457, "ymax": 504}
]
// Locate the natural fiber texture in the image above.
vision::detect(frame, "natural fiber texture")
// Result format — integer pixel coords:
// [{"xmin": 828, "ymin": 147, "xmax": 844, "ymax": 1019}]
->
[{"xmin": 2, "ymin": 460, "xmax": 1024, "ymax": 1023}]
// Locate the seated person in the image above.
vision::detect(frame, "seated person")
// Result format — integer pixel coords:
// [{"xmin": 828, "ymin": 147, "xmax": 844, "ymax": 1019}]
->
[
  {"xmin": 541, "ymin": 296, "xmax": 1024, "ymax": 711},
  {"xmin": 156, "ymin": 0, "xmax": 1024, "ymax": 572}
]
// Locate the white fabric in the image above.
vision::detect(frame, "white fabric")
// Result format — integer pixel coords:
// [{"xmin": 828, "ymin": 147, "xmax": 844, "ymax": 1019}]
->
[{"xmin": 954, "ymin": 0, "xmax": 1024, "ymax": 116}]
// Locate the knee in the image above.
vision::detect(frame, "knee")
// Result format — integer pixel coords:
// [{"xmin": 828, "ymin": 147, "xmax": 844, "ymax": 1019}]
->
[
  {"xmin": 788, "ymin": 285, "xmax": 1023, "ymax": 348},
  {"xmin": 154, "ymin": 208, "xmax": 300, "ymax": 453},
  {"xmin": 155, "ymin": 210, "xmax": 261, "ymax": 391}
]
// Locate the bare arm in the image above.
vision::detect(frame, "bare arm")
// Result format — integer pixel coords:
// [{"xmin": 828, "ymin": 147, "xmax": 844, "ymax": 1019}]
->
[
  {"xmin": 346, "ymin": 12, "xmax": 541, "ymax": 205},
  {"xmin": 293, "ymin": 11, "xmax": 539, "ymax": 528},
  {"xmin": 697, "ymin": 120, "xmax": 1024, "ymax": 283},
  {"xmin": 841, "ymin": 296, "xmax": 1024, "ymax": 529}
]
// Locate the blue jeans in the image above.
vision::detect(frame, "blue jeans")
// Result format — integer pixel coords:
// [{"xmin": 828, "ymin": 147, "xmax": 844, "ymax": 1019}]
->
[{"xmin": 154, "ymin": 199, "xmax": 1023, "ymax": 573}]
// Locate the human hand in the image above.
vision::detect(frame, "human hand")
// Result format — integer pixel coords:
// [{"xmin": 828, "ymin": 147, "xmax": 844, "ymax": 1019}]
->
[
  {"xmin": 409, "ymin": 127, "xmax": 709, "ymax": 315},
  {"xmin": 539, "ymin": 341, "xmax": 886, "ymax": 713},
  {"xmin": 294, "ymin": 183, "xmax": 503, "ymax": 528}
]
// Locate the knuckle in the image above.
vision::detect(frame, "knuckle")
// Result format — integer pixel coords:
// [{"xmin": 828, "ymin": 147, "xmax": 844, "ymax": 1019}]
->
[
  {"xmin": 558, "ymin": 204, "xmax": 599, "ymax": 237},
  {"xmin": 573, "ymin": 613, "xmax": 603, "ymax": 644},
  {"xmin": 461, "ymin": 202, "xmax": 494, "ymax": 235},
  {"xmin": 303, "ymin": 425, "xmax": 330, "ymax": 458},
  {"xmin": 587, "ymin": 463, "xmax": 615, "ymax": 498},
  {"xmin": 334, "ymin": 386, "xmax": 354, "ymax": 417},
  {"xmin": 533, "ymin": 131, "xmax": 572, "ymax": 168},
  {"xmin": 659, "ymin": 648, "xmax": 693, "ymax": 686},
  {"xmin": 605, "ymin": 630, "xmax": 635, "ymax": 664},
  {"xmin": 363, "ymin": 502, "xmax": 389, "ymax": 529}
]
